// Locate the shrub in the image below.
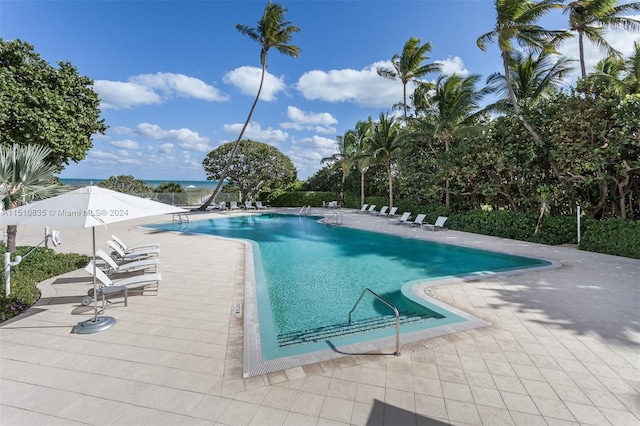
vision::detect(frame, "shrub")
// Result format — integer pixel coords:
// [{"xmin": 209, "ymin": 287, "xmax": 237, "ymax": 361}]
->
[
  {"xmin": 0, "ymin": 243, "xmax": 89, "ymax": 322},
  {"xmin": 579, "ymin": 219, "xmax": 640, "ymax": 259},
  {"xmin": 268, "ymin": 191, "xmax": 337, "ymax": 207}
]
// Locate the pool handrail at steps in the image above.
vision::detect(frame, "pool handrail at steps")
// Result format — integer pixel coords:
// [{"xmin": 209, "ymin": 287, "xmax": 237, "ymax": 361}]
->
[{"xmin": 349, "ymin": 287, "xmax": 401, "ymax": 356}]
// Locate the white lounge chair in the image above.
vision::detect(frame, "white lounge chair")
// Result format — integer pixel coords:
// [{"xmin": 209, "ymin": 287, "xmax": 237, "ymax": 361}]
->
[
  {"xmin": 387, "ymin": 207, "xmax": 398, "ymax": 216},
  {"xmin": 244, "ymin": 201, "xmax": 256, "ymax": 210},
  {"xmin": 364, "ymin": 204, "xmax": 377, "ymax": 214},
  {"xmin": 356, "ymin": 204, "xmax": 369, "ymax": 213},
  {"xmin": 95, "ymin": 249, "xmax": 158, "ymax": 275},
  {"xmin": 389, "ymin": 212, "xmax": 411, "ymax": 224},
  {"xmin": 111, "ymin": 235, "xmax": 159, "ymax": 253},
  {"xmin": 256, "ymin": 201, "xmax": 267, "ymax": 210},
  {"xmin": 82, "ymin": 261, "xmax": 161, "ymax": 306},
  {"xmin": 373, "ymin": 206, "xmax": 388, "ymax": 215},
  {"xmin": 423, "ymin": 216, "xmax": 448, "ymax": 231},
  {"xmin": 230, "ymin": 201, "xmax": 239, "ymax": 210},
  {"xmin": 406, "ymin": 213, "xmax": 427, "ymax": 226},
  {"xmin": 218, "ymin": 201, "xmax": 227, "ymax": 210},
  {"xmin": 107, "ymin": 240, "xmax": 159, "ymax": 263}
]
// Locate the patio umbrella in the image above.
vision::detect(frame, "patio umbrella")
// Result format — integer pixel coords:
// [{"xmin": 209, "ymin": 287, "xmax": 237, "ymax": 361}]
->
[{"xmin": 0, "ymin": 185, "xmax": 187, "ymax": 333}]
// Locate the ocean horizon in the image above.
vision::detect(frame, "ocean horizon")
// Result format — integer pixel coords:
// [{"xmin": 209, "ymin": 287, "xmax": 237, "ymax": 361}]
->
[{"xmin": 60, "ymin": 178, "xmax": 220, "ymax": 190}]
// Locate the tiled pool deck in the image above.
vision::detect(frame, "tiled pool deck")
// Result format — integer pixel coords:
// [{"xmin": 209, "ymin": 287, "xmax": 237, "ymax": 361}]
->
[{"xmin": 1, "ymin": 208, "xmax": 638, "ymax": 425}]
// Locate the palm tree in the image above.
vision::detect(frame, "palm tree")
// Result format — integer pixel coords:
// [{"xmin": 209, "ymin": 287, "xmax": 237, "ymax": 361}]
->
[
  {"xmin": 377, "ymin": 37, "xmax": 441, "ymax": 120},
  {"xmin": 563, "ymin": 0, "xmax": 640, "ymax": 79},
  {"xmin": 321, "ymin": 133, "xmax": 356, "ymax": 206},
  {"xmin": 198, "ymin": 3, "xmax": 300, "ymax": 210},
  {"xmin": 349, "ymin": 118, "xmax": 374, "ymax": 206},
  {"xmin": 477, "ymin": 0, "xmax": 566, "ymax": 143},
  {"xmin": 362, "ymin": 113, "xmax": 404, "ymax": 208},
  {"xmin": 0, "ymin": 144, "xmax": 65, "ymax": 252},
  {"xmin": 486, "ymin": 51, "xmax": 576, "ymax": 107},
  {"xmin": 413, "ymin": 74, "xmax": 491, "ymax": 206},
  {"xmin": 588, "ymin": 41, "xmax": 640, "ymax": 94}
]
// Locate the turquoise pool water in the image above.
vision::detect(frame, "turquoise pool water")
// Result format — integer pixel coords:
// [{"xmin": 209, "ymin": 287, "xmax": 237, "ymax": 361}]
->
[{"xmin": 150, "ymin": 214, "xmax": 549, "ymax": 359}]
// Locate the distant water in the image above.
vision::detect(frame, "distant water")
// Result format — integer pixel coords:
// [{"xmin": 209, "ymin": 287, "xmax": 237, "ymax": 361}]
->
[{"xmin": 60, "ymin": 178, "xmax": 219, "ymax": 190}]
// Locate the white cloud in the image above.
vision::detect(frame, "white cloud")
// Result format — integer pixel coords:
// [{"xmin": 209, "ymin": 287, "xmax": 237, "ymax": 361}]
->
[
  {"xmin": 280, "ymin": 106, "xmax": 338, "ymax": 134},
  {"xmin": 286, "ymin": 135, "xmax": 338, "ymax": 179},
  {"xmin": 436, "ymin": 56, "xmax": 470, "ymax": 77},
  {"xmin": 160, "ymin": 143, "xmax": 174, "ymax": 153},
  {"xmin": 95, "ymin": 72, "xmax": 227, "ymax": 110},
  {"xmin": 223, "ymin": 121, "xmax": 289, "ymax": 143},
  {"xmin": 131, "ymin": 72, "xmax": 228, "ymax": 101},
  {"xmin": 94, "ymin": 80, "xmax": 161, "ymax": 110},
  {"xmin": 296, "ymin": 61, "xmax": 403, "ymax": 108},
  {"xmin": 108, "ymin": 139, "xmax": 140, "ymax": 149},
  {"xmin": 222, "ymin": 66, "xmax": 286, "ymax": 101},
  {"xmin": 135, "ymin": 123, "xmax": 212, "ymax": 151}
]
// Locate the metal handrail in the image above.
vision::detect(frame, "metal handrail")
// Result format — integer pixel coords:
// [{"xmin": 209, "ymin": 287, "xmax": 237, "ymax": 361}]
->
[
  {"xmin": 327, "ymin": 211, "xmax": 342, "ymax": 225},
  {"xmin": 173, "ymin": 212, "xmax": 189, "ymax": 224},
  {"xmin": 348, "ymin": 288, "xmax": 400, "ymax": 356},
  {"xmin": 299, "ymin": 205, "xmax": 311, "ymax": 216}
]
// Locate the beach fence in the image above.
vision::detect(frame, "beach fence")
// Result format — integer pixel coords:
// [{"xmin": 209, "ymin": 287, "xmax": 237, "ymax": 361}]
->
[{"xmin": 132, "ymin": 191, "xmax": 238, "ymax": 207}]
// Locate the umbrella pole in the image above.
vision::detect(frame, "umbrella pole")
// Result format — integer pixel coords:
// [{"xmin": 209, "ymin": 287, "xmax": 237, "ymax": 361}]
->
[
  {"xmin": 74, "ymin": 227, "xmax": 116, "ymax": 334},
  {"xmin": 93, "ymin": 227, "xmax": 98, "ymax": 321}
]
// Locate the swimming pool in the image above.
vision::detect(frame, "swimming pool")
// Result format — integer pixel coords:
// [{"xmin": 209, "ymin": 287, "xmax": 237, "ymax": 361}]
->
[{"xmin": 151, "ymin": 213, "xmax": 551, "ymax": 365}]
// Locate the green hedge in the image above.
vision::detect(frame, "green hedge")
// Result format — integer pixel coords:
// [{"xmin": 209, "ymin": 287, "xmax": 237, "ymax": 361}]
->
[
  {"xmin": 446, "ymin": 210, "xmax": 581, "ymax": 246},
  {"xmin": 579, "ymin": 219, "xmax": 640, "ymax": 259},
  {"xmin": 0, "ymin": 244, "xmax": 89, "ymax": 322},
  {"xmin": 267, "ymin": 191, "xmax": 337, "ymax": 207}
]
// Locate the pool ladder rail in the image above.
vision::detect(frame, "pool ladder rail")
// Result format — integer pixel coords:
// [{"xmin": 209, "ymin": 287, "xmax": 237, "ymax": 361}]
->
[
  {"xmin": 298, "ymin": 205, "xmax": 312, "ymax": 216},
  {"xmin": 349, "ymin": 288, "xmax": 401, "ymax": 356},
  {"xmin": 326, "ymin": 211, "xmax": 343, "ymax": 225},
  {"xmin": 172, "ymin": 212, "xmax": 189, "ymax": 224}
]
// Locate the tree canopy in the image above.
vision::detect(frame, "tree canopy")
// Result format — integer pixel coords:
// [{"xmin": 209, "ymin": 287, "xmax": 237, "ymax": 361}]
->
[
  {"xmin": 98, "ymin": 175, "xmax": 152, "ymax": 194},
  {"xmin": 0, "ymin": 39, "xmax": 107, "ymax": 169},
  {"xmin": 202, "ymin": 139, "xmax": 297, "ymax": 202}
]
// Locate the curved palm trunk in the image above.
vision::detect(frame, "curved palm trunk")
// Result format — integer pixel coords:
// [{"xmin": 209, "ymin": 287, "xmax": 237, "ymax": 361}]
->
[
  {"xmin": 403, "ymin": 82, "xmax": 408, "ymax": 119},
  {"xmin": 578, "ymin": 30, "xmax": 587, "ymax": 79},
  {"xmin": 360, "ymin": 168, "xmax": 366, "ymax": 206},
  {"xmin": 198, "ymin": 60, "xmax": 267, "ymax": 210},
  {"xmin": 445, "ymin": 138, "xmax": 450, "ymax": 208},
  {"xmin": 386, "ymin": 160, "xmax": 394, "ymax": 209},
  {"xmin": 502, "ymin": 52, "xmax": 542, "ymax": 144},
  {"xmin": 340, "ymin": 169, "xmax": 346, "ymax": 205}
]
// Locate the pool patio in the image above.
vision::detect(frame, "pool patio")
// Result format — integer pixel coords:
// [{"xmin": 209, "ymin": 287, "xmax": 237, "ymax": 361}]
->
[{"xmin": 1, "ymin": 208, "xmax": 638, "ymax": 425}]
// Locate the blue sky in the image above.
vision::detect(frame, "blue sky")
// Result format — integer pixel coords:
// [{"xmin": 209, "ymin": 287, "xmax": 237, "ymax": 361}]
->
[{"xmin": 2, "ymin": 1, "xmax": 638, "ymax": 181}]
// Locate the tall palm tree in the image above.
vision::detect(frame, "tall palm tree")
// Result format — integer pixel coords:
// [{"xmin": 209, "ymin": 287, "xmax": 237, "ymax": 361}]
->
[
  {"xmin": 321, "ymin": 133, "xmax": 356, "ymax": 206},
  {"xmin": 349, "ymin": 118, "xmax": 374, "ymax": 206},
  {"xmin": 0, "ymin": 144, "xmax": 65, "ymax": 252},
  {"xmin": 414, "ymin": 74, "xmax": 491, "ymax": 206},
  {"xmin": 361, "ymin": 113, "xmax": 404, "ymax": 208},
  {"xmin": 486, "ymin": 51, "xmax": 576, "ymax": 107},
  {"xmin": 377, "ymin": 37, "xmax": 441, "ymax": 120},
  {"xmin": 477, "ymin": 0, "xmax": 566, "ymax": 143},
  {"xmin": 199, "ymin": 3, "xmax": 300, "ymax": 210},
  {"xmin": 563, "ymin": 0, "xmax": 640, "ymax": 79}
]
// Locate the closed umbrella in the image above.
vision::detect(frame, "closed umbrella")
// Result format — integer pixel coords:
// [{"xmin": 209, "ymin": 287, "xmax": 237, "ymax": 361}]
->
[{"xmin": 0, "ymin": 186, "xmax": 186, "ymax": 333}]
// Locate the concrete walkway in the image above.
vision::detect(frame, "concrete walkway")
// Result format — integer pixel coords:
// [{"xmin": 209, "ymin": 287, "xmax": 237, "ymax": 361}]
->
[{"xmin": 0, "ymin": 208, "xmax": 638, "ymax": 425}]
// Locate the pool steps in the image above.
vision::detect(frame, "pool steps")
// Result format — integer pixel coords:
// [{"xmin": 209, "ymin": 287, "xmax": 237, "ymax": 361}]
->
[{"xmin": 277, "ymin": 311, "xmax": 442, "ymax": 347}]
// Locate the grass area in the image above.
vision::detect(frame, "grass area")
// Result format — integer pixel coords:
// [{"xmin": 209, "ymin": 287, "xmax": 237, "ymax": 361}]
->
[{"xmin": 0, "ymin": 243, "xmax": 89, "ymax": 322}]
